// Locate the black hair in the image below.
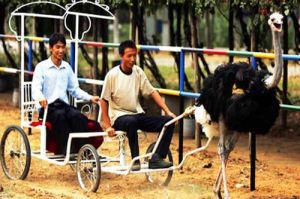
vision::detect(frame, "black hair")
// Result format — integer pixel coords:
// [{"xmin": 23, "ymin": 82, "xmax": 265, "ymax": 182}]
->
[
  {"xmin": 118, "ymin": 40, "xmax": 137, "ymax": 55},
  {"xmin": 49, "ymin": 33, "xmax": 66, "ymax": 47}
]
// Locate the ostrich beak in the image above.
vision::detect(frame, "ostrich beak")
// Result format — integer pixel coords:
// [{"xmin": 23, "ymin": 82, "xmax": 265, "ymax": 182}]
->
[{"xmin": 273, "ymin": 22, "xmax": 283, "ymax": 32}]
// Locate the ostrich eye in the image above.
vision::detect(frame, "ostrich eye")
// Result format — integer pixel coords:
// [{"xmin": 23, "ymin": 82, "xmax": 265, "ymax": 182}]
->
[{"xmin": 271, "ymin": 18, "xmax": 275, "ymax": 22}]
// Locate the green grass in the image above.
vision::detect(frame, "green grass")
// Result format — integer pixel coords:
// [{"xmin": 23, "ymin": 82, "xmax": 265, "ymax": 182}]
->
[{"xmin": 280, "ymin": 76, "xmax": 300, "ymax": 103}]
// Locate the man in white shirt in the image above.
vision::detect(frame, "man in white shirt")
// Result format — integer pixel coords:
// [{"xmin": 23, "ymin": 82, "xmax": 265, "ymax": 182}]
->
[
  {"xmin": 32, "ymin": 33, "xmax": 99, "ymax": 154},
  {"xmin": 100, "ymin": 40, "xmax": 176, "ymax": 170}
]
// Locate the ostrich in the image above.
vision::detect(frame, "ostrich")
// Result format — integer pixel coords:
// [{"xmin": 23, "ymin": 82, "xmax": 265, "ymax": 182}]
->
[{"xmin": 194, "ymin": 12, "xmax": 283, "ymax": 198}]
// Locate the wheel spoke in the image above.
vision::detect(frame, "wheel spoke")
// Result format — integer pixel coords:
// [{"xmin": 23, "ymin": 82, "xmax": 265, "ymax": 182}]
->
[
  {"xmin": 144, "ymin": 142, "xmax": 173, "ymax": 186},
  {"xmin": 0, "ymin": 125, "xmax": 31, "ymax": 180},
  {"xmin": 76, "ymin": 144, "xmax": 100, "ymax": 192}
]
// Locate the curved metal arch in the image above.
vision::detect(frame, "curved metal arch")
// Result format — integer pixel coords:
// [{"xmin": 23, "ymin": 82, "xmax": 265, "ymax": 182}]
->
[
  {"xmin": 64, "ymin": 0, "xmax": 115, "ymax": 41},
  {"xmin": 9, "ymin": 1, "xmax": 66, "ymax": 41},
  {"xmin": 66, "ymin": 0, "xmax": 115, "ymax": 19}
]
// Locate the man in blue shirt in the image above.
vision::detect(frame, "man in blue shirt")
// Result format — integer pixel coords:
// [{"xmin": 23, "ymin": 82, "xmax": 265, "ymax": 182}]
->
[{"xmin": 32, "ymin": 33, "xmax": 99, "ymax": 154}]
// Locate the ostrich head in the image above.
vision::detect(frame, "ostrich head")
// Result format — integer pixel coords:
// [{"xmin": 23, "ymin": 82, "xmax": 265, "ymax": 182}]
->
[
  {"xmin": 268, "ymin": 12, "xmax": 283, "ymax": 33},
  {"xmin": 265, "ymin": 12, "xmax": 283, "ymax": 89}
]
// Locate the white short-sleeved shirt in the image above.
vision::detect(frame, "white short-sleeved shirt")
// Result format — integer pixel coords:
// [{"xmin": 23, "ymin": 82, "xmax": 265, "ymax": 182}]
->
[{"xmin": 101, "ymin": 65, "xmax": 155, "ymax": 125}]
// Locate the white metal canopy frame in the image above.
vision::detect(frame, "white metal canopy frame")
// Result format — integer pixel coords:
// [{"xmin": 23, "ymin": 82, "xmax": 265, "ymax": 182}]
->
[{"xmin": 8, "ymin": 0, "xmax": 115, "ymax": 127}]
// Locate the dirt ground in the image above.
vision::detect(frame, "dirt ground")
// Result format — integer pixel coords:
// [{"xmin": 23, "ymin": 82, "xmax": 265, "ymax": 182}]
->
[{"xmin": 0, "ymin": 92, "xmax": 299, "ymax": 199}]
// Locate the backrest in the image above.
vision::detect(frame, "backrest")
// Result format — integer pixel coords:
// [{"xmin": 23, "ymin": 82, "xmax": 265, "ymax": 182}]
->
[{"xmin": 22, "ymin": 81, "xmax": 39, "ymax": 125}]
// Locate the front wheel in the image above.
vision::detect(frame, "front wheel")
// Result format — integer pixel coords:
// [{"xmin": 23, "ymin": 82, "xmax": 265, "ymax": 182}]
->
[
  {"xmin": 144, "ymin": 142, "xmax": 173, "ymax": 186},
  {"xmin": 76, "ymin": 144, "xmax": 101, "ymax": 192},
  {"xmin": 0, "ymin": 125, "xmax": 31, "ymax": 180}
]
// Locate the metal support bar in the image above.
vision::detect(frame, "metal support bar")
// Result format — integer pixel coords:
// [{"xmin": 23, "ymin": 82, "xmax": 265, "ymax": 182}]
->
[
  {"xmin": 250, "ymin": 132, "xmax": 256, "ymax": 191},
  {"xmin": 178, "ymin": 50, "xmax": 185, "ymax": 164}
]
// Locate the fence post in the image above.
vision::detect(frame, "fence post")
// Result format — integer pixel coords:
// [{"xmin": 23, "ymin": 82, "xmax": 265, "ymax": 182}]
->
[
  {"xmin": 178, "ymin": 50, "xmax": 185, "ymax": 164},
  {"xmin": 250, "ymin": 56, "xmax": 257, "ymax": 191},
  {"xmin": 70, "ymin": 42, "xmax": 75, "ymax": 71}
]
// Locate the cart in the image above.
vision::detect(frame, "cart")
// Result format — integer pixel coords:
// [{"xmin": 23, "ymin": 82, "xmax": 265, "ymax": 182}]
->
[{"xmin": 0, "ymin": 79, "xmax": 198, "ymax": 192}]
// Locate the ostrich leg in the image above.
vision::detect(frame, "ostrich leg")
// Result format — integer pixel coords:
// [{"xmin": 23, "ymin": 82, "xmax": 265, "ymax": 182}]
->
[
  {"xmin": 214, "ymin": 168, "xmax": 223, "ymax": 198},
  {"xmin": 214, "ymin": 132, "xmax": 239, "ymax": 198},
  {"xmin": 216, "ymin": 120, "xmax": 239, "ymax": 198}
]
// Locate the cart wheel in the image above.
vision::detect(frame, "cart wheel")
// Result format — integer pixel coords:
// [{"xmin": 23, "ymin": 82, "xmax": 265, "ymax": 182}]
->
[
  {"xmin": 76, "ymin": 144, "xmax": 100, "ymax": 192},
  {"xmin": 0, "ymin": 125, "xmax": 31, "ymax": 180},
  {"xmin": 144, "ymin": 142, "xmax": 173, "ymax": 186}
]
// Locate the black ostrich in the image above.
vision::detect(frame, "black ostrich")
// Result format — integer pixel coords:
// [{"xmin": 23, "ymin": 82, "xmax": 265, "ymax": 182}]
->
[{"xmin": 194, "ymin": 13, "xmax": 283, "ymax": 199}]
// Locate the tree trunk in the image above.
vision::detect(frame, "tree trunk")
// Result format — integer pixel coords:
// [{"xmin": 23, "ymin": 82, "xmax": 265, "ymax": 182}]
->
[
  {"xmin": 205, "ymin": 11, "xmax": 213, "ymax": 49},
  {"xmin": 0, "ymin": 3, "xmax": 18, "ymax": 70},
  {"xmin": 137, "ymin": 5, "xmax": 145, "ymax": 70},
  {"xmin": 236, "ymin": 8, "xmax": 250, "ymax": 51},
  {"xmin": 59, "ymin": 8, "xmax": 64, "ymax": 34},
  {"xmin": 0, "ymin": 2, "xmax": 4, "ymax": 34},
  {"xmin": 168, "ymin": 3, "xmax": 193, "ymax": 91},
  {"xmin": 100, "ymin": 19, "xmax": 109, "ymax": 81},
  {"xmin": 189, "ymin": 7, "xmax": 201, "ymax": 92},
  {"xmin": 228, "ymin": 0, "xmax": 234, "ymax": 62},
  {"xmin": 290, "ymin": 11, "xmax": 300, "ymax": 54},
  {"xmin": 35, "ymin": 18, "xmax": 47, "ymax": 60},
  {"xmin": 189, "ymin": 4, "xmax": 202, "ymax": 147},
  {"xmin": 130, "ymin": 0, "xmax": 138, "ymax": 41},
  {"xmin": 113, "ymin": 10, "xmax": 120, "ymax": 57},
  {"xmin": 136, "ymin": 5, "xmax": 166, "ymax": 88}
]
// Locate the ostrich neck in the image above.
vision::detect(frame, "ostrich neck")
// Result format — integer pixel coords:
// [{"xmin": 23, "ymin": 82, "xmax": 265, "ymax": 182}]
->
[{"xmin": 269, "ymin": 30, "xmax": 283, "ymax": 88}]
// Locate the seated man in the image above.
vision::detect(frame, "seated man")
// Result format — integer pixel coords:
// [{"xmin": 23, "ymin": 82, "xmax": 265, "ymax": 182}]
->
[
  {"xmin": 100, "ymin": 40, "xmax": 176, "ymax": 170},
  {"xmin": 32, "ymin": 33, "xmax": 99, "ymax": 155}
]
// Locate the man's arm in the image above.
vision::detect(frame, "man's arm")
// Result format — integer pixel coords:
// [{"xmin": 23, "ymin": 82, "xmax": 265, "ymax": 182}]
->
[
  {"xmin": 32, "ymin": 64, "xmax": 47, "ymax": 108},
  {"xmin": 151, "ymin": 91, "xmax": 176, "ymax": 118},
  {"xmin": 67, "ymin": 65, "xmax": 99, "ymax": 103},
  {"xmin": 100, "ymin": 99, "xmax": 115, "ymax": 136}
]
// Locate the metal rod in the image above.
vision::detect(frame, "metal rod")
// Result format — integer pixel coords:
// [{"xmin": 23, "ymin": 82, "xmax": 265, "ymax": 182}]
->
[{"xmin": 250, "ymin": 132, "xmax": 256, "ymax": 191}]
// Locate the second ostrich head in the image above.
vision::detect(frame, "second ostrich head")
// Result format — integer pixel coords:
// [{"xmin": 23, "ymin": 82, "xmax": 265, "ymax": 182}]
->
[
  {"xmin": 265, "ymin": 12, "xmax": 284, "ymax": 89},
  {"xmin": 268, "ymin": 12, "xmax": 283, "ymax": 32}
]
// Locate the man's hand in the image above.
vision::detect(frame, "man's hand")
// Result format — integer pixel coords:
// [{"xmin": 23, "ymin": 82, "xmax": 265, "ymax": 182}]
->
[
  {"xmin": 166, "ymin": 111, "xmax": 176, "ymax": 119},
  {"xmin": 105, "ymin": 127, "xmax": 116, "ymax": 137},
  {"xmin": 39, "ymin": 98, "xmax": 48, "ymax": 108},
  {"xmin": 90, "ymin": 96, "xmax": 100, "ymax": 104}
]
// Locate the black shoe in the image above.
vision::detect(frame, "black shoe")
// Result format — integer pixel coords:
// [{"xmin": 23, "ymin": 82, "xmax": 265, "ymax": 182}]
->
[
  {"xmin": 131, "ymin": 160, "xmax": 141, "ymax": 171},
  {"xmin": 149, "ymin": 153, "xmax": 173, "ymax": 169}
]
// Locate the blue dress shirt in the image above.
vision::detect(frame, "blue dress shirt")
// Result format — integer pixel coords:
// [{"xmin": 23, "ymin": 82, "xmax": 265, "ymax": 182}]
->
[{"xmin": 32, "ymin": 57, "xmax": 91, "ymax": 108}]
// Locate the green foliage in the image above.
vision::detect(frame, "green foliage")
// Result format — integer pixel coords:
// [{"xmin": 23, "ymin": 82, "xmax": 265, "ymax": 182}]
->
[{"xmin": 199, "ymin": 5, "xmax": 228, "ymax": 47}]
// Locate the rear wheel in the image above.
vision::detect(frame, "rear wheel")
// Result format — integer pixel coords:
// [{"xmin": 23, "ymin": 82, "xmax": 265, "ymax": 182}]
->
[
  {"xmin": 144, "ymin": 142, "xmax": 173, "ymax": 186},
  {"xmin": 76, "ymin": 144, "xmax": 100, "ymax": 192},
  {"xmin": 0, "ymin": 125, "xmax": 31, "ymax": 180}
]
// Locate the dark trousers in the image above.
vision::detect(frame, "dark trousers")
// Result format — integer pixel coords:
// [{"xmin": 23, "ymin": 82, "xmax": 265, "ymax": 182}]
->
[
  {"xmin": 113, "ymin": 113, "xmax": 175, "ymax": 159},
  {"xmin": 42, "ymin": 99, "xmax": 88, "ymax": 154}
]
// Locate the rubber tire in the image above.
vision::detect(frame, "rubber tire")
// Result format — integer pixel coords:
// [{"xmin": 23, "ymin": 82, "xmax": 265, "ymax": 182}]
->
[
  {"xmin": 145, "ymin": 142, "xmax": 173, "ymax": 186},
  {"xmin": 76, "ymin": 144, "xmax": 101, "ymax": 192},
  {"xmin": 0, "ymin": 125, "xmax": 31, "ymax": 180}
]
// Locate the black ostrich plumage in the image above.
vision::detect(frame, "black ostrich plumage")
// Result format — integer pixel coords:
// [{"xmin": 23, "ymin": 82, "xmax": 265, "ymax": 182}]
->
[{"xmin": 196, "ymin": 62, "xmax": 280, "ymax": 134}]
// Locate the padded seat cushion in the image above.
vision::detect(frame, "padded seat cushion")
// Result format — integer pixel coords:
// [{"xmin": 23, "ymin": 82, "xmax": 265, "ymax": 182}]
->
[{"xmin": 30, "ymin": 119, "xmax": 104, "ymax": 154}]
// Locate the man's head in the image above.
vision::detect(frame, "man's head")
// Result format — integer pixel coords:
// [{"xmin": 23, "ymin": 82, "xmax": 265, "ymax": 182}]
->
[
  {"xmin": 49, "ymin": 33, "xmax": 66, "ymax": 63},
  {"xmin": 118, "ymin": 40, "xmax": 137, "ymax": 73},
  {"xmin": 49, "ymin": 33, "xmax": 66, "ymax": 47},
  {"xmin": 119, "ymin": 40, "xmax": 137, "ymax": 56}
]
